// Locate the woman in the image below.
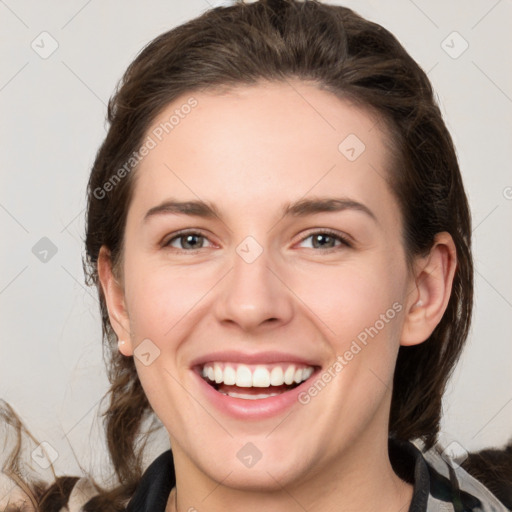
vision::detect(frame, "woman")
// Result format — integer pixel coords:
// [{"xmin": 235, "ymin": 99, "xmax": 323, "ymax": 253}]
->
[{"xmin": 1, "ymin": 0, "xmax": 509, "ymax": 510}]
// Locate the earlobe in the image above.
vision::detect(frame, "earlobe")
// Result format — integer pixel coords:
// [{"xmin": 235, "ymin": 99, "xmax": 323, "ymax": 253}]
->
[
  {"xmin": 97, "ymin": 246, "xmax": 133, "ymax": 356},
  {"xmin": 400, "ymin": 232, "xmax": 457, "ymax": 346}
]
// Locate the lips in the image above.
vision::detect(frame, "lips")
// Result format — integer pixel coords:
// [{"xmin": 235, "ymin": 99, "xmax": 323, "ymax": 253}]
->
[
  {"xmin": 190, "ymin": 350, "xmax": 320, "ymax": 369},
  {"xmin": 192, "ymin": 360, "xmax": 320, "ymax": 419},
  {"xmin": 191, "ymin": 351, "xmax": 320, "ymax": 408}
]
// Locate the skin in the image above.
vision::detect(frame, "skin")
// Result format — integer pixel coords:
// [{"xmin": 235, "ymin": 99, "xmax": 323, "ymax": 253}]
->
[{"xmin": 98, "ymin": 80, "xmax": 457, "ymax": 512}]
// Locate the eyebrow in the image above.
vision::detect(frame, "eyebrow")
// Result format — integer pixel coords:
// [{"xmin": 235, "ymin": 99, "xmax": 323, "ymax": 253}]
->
[{"xmin": 143, "ymin": 197, "xmax": 377, "ymax": 223}]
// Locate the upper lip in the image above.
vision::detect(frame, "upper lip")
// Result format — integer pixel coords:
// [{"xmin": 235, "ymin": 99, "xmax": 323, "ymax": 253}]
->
[{"xmin": 190, "ymin": 350, "xmax": 321, "ymax": 369}]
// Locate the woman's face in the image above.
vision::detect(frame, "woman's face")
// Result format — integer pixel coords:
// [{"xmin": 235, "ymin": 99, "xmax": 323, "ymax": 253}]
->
[{"xmin": 108, "ymin": 80, "xmax": 420, "ymax": 490}]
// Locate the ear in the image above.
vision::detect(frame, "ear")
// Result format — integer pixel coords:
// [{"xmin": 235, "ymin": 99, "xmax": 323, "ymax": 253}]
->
[
  {"xmin": 400, "ymin": 232, "xmax": 457, "ymax": 346},
  {"xmin": 97, "ymin": 246, "xmax": 133, "ymax": 356}
]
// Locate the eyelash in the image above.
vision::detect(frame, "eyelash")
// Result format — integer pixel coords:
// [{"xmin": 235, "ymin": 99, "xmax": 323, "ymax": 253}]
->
[{"xmin": 162, "ymin": 229, "xmax": 352, "ymax": 253}]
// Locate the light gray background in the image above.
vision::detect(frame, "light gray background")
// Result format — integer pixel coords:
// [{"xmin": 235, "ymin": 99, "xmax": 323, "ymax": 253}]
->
[{"xmin": 1, "ymin": 0, "xmax": 511, "ymax": 479}]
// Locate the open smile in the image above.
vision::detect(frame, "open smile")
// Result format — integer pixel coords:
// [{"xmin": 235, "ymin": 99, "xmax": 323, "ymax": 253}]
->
[
  {"xmin": 192, "ymin": 357, "xmax": 321, "ymax": 419},
  {"xmin": 199, "ymin": 362, "xmax": 315, "ymax": 399}
]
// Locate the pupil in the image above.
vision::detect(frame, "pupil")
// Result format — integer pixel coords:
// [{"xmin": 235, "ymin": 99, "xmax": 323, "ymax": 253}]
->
[
  {"xmin": 314, "ymin": 234, "xmax": 333, "ymax": 248},
  {"xmin": 182, "ymin": 234, "xmax": 334, "ymax": 250},
  {"xmin": 184, "ymin": 234, "xmax": 201, "ymax": 249}
]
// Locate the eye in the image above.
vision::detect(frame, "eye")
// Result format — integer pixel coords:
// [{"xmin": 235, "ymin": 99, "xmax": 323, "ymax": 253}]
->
[
  {"xmin": 163, "ymin": 230, "xmax": 214, "ymax": 251},
  {"xmin": 162, "ymin": 229, "xmax": 351, "ymax": 253},
  {"xmin": 296, "ymin": 230, "xmax": 352, "ymax": 251}
]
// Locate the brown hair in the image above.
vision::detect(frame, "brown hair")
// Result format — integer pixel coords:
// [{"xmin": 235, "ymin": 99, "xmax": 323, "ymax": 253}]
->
[
  {"xmin": 1, "ymin": 0, "xmax": 473, "ymax": 509},
  {"xmin": 461, "ymin": 440, "xmax": 512, "ymax": 508}
]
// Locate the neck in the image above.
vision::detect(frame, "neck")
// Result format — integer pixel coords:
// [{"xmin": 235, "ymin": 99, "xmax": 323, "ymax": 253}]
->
[{"xmin": 166, "ymin": 429, "xmax": 413, "ymax": 512}]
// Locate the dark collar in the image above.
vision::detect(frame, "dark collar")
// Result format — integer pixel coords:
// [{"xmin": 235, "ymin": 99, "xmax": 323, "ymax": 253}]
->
[
  {"xmin": 389, "ymin": 437, "xmax": 430, "ymax": 511},
  {"xmin": 125, "ymin": 448, "xmax": 176, "ymax": 512},
  {"xmin": 126, "ymin": 438, "xmax": 430, "ymax": 511}
]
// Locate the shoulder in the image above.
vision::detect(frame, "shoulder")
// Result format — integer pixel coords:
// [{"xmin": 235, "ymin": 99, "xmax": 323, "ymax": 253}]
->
[{"xmin": 418, "ymin": 441, "xmax": 511, "ymax": 511}]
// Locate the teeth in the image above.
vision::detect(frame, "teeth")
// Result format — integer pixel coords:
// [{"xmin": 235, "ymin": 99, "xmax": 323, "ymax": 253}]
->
[
  {"xmin": 224, "ymin": 365, "xmax": 236, "ymax": 385},
  {"xmin": 252, "ymin": 366, "xmax": 270, "ymax": 387},
  {"xmin": 270, "ymin": 366, "xmax": 284, "ymax": 386},
  {"xmin": 214, "ymin": 363, "xmax": 223, "ymax": 383},
  {"xmin": 236, "ymin": 365, "xmax": 253, "ymax": 387},
  {"xmin": 284, "ymin": 365, "xmax": 295, "ymax": 385},
  {"xmin": 302, "ymin": 367, "xmax": 314, "ymax": 380},
  {"xmin": 201, "ymin": 362, "xmax": 315, "ymax": 388},
  {"xmin": 219, "ymin": 390, "xmax": 282, "ymax": 400}
]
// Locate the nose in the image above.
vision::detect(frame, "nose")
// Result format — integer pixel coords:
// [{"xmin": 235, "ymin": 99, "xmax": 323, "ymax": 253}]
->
[{"xmin": 213, "ymin": 243, "xmax": 294, "ymax": 333}]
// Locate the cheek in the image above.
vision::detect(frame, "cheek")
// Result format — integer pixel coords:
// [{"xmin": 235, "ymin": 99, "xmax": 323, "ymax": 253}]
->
[
  {"xmin": 290, "ymin": 254, "xmax": 406, "ymax": 346},
  {"xmin": 123, "ymin": 257, "xmax": 216, "ymax": 342},
  {"xmin": 121, "ymin": 258, "xmax": 211, "ymax": 414}
]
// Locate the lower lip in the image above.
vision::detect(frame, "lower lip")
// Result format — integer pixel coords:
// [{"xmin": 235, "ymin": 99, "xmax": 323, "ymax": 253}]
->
[{"xmin": 193, "ymin": 370, "xmax": 318, "ymax": 420}]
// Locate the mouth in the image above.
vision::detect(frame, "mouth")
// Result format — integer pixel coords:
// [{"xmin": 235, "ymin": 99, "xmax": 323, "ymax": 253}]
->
[{"xmin": 195, "ymin": 362, "xmax": 317, "ymax": 400}]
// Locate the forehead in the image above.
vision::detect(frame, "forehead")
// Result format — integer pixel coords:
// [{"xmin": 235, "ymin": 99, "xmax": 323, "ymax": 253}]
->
[{"xmin": 128, "ymin": 80, "xmax": 399, "ymax": 227}]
